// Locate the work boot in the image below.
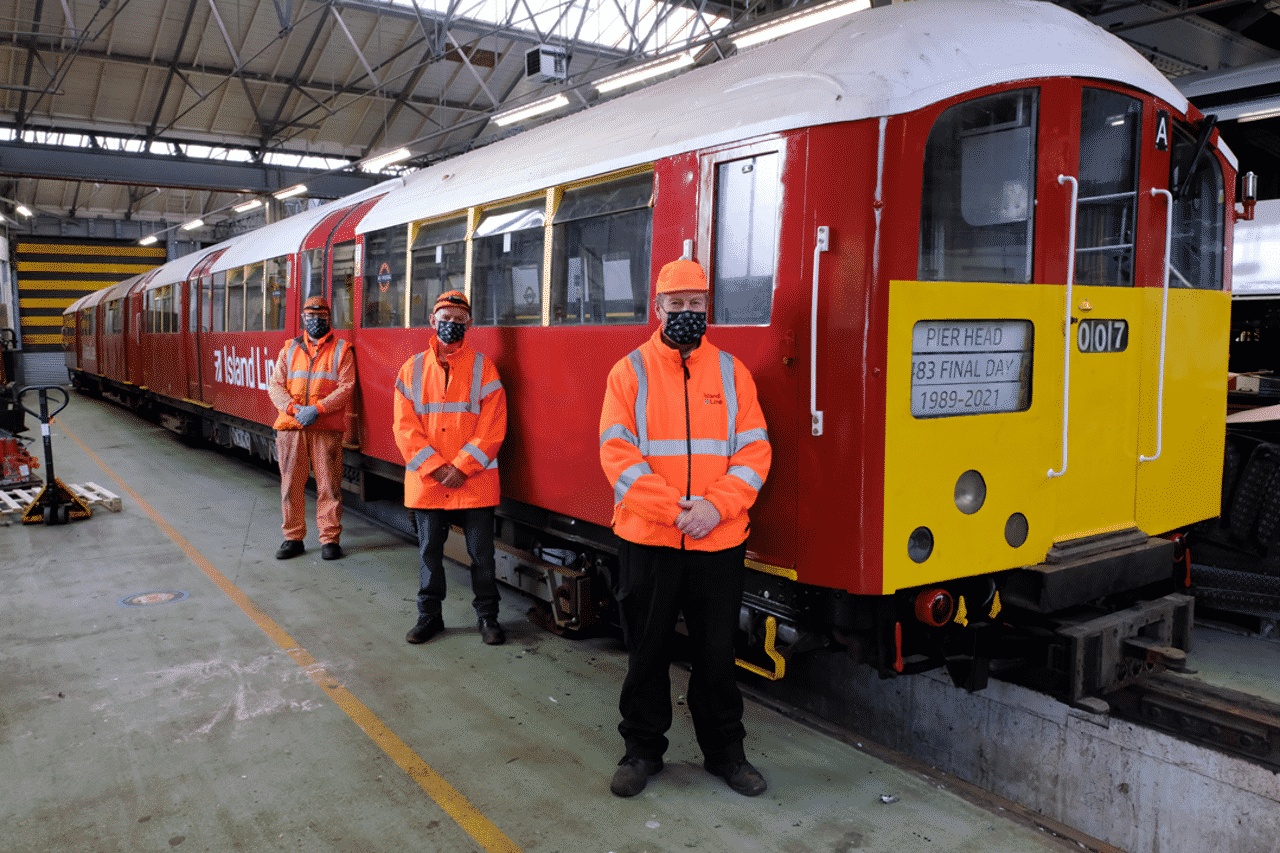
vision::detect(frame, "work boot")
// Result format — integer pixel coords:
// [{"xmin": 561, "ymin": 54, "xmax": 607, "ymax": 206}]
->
[
  {"xmin": 321, "ymin": 543, "xmax": 343, "ymax": 560},
  {"xmin": 610, "ymin": 756, "xmax": 663, "ymax": 797},
  {"xmin": 703, "ymin": 758, "xmax": 767, "ymax": 796},
  {"xmin": 478, "ymin": 617, "xmax": 506, "ymax": 645},
  {"xmin": 405, "ymin": 615, "xmax": 444, "ymax": 644},
  {"xmin": 275, "ymin": 540, "xmax": 305, "ymax": 560}
]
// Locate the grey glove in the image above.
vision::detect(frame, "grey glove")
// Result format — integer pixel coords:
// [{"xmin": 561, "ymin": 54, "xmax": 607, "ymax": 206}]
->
[{"xmin": 294, "ymin": 405, "xmax": 319, "ymax": 426}]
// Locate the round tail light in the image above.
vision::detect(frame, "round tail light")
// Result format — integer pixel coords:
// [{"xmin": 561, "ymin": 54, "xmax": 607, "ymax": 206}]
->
[{"xmin": 914, "ymin": 588, "xmax": 954, "ymax": 627}]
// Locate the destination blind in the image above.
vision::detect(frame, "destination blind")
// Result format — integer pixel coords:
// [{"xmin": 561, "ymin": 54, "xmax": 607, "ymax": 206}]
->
[{"xmin": 910, "ymin": 320, "xmax": 1033, "ymax": 417}]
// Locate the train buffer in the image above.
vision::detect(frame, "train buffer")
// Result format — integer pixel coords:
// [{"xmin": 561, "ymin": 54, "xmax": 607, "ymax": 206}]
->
[{"xmin": 0, "ymin": 481, "xmax": 121, "ymax": 521}]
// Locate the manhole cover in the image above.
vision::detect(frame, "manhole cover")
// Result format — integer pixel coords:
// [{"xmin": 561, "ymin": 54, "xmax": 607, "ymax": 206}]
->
[{"xmin": 119, "ymin": 590, "xmax": 189, "ymax": 607}]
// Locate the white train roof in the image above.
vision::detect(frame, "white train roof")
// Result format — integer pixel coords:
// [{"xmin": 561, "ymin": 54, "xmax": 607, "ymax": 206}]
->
[
  {"xmin": 139, "ymin": 242, "xmax": 239, "ymax": 293},
  {"xmin": 1233, "ymin": 199, "xmax": 1280, "ymax": 298},
  {"xmin": 360, "ymin": 0, "xmax": 1193, "ymax": 235},
  {"xmin": 208, "ymin": 178, "xmax": 402, "ymax": 274}
]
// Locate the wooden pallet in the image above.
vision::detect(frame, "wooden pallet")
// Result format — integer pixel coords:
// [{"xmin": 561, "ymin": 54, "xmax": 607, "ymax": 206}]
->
[{"xmin": 0, "ymin": 481, "xmax": 122, "ymax": 517}]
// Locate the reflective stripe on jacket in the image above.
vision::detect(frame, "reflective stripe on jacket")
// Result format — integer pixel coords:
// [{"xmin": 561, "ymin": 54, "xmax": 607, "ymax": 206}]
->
[
  {"xmin": 393, "ymin": 335, "xmax": 506, "ymax": 509},
  {"xmin": 268, "ymin": 333, "xmax": 355, "ymax": 431},
  {"xmin": 599, "ymin": 328, "xmax": 771, "ymax": 551}
]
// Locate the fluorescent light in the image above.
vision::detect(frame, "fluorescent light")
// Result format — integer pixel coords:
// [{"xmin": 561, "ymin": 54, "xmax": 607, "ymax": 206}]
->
[
  {"xmin": 492, "ymin": 94, "xmax": 570, "ymax": 127},
  {"xmin": 596, "ymin": 52, "xmax": 695, "ymax": 93},
  {"xmin": 15, "ymin": 204, "xmax": 32, "ymax": 217},
  {"xmin": 233, "ymin": 198, "xmax": 263, "ymax": 213},
  {"xmin": 361, "ymin": 147, "xmax": 412, "ymax": 171},
  {"xmin": 1238, "ymin": 107, "xmax": 1280, "ymax": 123},
  {"xmin": 274, "ymin": 184, "xmax": 307, "ymax": 200},
  {"xmin": 139, "ymin": 235, "xmax": 159, "ymax": 246},
  {"xmin": 181, "ymin": 218, "xmax": 204, "ymax": 231},
  {"xmin": 731, "ymin": 0, "xmax": 870, "ymax": 48}
]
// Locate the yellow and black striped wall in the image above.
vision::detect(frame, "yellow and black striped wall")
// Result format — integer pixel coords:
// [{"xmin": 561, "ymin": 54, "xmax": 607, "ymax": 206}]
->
[{"xmin": 16, "ymin": 238, "xmax": 165, "ymax": 352}]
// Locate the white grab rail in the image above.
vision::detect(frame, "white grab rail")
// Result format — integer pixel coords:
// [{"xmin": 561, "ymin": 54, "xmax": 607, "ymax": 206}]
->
[
  {"xmin": 1142, "ymin": 188, "xmax": 1174, "ymax": 463},
  {"xmin": 1049, "ymin": 175, "xmax": 1078, "ymax": 479},
  {"xmin": 811, "ymin": 226, "xmax": 829, "ymax": 437}
]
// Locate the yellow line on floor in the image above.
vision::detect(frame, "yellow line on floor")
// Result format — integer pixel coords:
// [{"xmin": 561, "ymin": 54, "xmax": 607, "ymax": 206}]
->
[{"xmin": 56, "ymin": 416, "xmax": 524, "ymax": 853}]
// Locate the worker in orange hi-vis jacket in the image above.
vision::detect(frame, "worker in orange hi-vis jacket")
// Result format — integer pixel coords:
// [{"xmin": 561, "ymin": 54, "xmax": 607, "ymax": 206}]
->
[
  {"xmin": 393, "ymin": 290, "xmax": 508, "ymax": 647},
  {"xmin": 599, "ymin": 259, "xmax": 772, "ymax": 800},
  {"xmin": 267, "ymin": 295, "xmax": 356, "ymax": 562}
]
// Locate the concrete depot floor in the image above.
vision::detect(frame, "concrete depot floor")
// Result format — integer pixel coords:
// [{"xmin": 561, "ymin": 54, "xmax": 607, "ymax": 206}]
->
[{"xmin": 0, "ymin": 391, "xmax": 1094, "ymax": 853}]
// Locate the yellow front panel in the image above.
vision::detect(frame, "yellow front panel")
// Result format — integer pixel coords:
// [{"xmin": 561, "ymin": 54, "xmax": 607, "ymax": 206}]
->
[
  {"xmin": 1134, "ymin": 288, "xmax": 1230, "ymax": 533},
  {"xmin": 881, "ymin": 280, "xmax": 1218, "ymax": 596}
]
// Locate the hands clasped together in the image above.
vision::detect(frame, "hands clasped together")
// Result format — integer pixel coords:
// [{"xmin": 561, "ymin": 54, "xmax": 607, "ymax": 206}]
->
[{"xmin": 676, "ymin": 498, "xmax": 721, "ymax": 540}]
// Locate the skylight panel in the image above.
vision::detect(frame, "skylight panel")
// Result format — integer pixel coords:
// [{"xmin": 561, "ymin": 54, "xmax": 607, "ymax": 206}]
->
[{"xmin": 384, "ymin": 0, "xmax": 728, "ymax": 52}]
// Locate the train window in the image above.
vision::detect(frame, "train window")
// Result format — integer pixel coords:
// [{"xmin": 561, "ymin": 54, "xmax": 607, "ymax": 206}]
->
[
  {"xmin": 551, "ymin": 173, "xmax": 652, "ymax": 325},
  {"xmin": 155, "ymin": 286, "xmax": 174, "ymax": 334},
  {"xmin": 226, "ymin": 268, "xmax": 245, "ymax": 332},
  {"xmin": 472, "ymin": 201, "xmax": 546, "ymax": 326},
  {"xmin": 713, "ymin": 154, "xmax": 778, "ymax": 325},
  {"xmin": 108, "ymin": 299, "xmax": 122, "ymax": 334},
  {"xmin": 199, "ymin": 279, "xmax": 212, "ymax": 333},
  {"xmin": 81, "ymin": 308, "xmax": 93, "ymax": 336},
  {"xmin": 245, "ymin": 263, "xmax": 265, "ymax": 332},
  {"xmin": 408, "ymin": 217, "xmax": 467, "ymax": 327},
  {"xmin": 1075, "ymin": 89, "xmax": 1142, "ymax": 287},
  {"xmin": 363, "ymin": 225, "xmax": 408, "ymax": 328},
  {"xmin": 265, "ymin": 257, "xmax": 288, "ymax": 330},
  {"xmin": 188, "ymin": 280, "xmax": 198, "ymax": 333},
  {"xmin": 211, "ymin": 271, "xmax": 226, "ymax": 333},
  {"xmin": 304, "ymin": 248, "xmax": 326, "ymax": 305},
  {"xmin": 1169, "ymin": 121, "xmax": 1225, "ymax": 290},
  {"xmin": 919, "ymin": 89, "xmax": 1038, "ymax": 284},
  {"xmin": 331, "ymin": 242, "xmax": 356, "ymax": 330}
]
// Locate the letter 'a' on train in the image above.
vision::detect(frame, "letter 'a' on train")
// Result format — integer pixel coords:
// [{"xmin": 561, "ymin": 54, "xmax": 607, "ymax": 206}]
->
[{"xmin": 64, "ymin": 0, "xmax": 1235, "ymax": 707}]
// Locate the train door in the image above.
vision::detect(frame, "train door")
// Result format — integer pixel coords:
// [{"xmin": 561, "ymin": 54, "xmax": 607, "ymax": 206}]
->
[
  {"xmin": 1132, "ymin": 113, "xmax": 1231, "ymax": 533},
  {"xmin": 1039, "ymin": 83, "xmax": 1151, "ymax": 541},
  {"xmin": 695, "ymin": 136, "xmax": 805, "ymax": 576},
  {"xmin": 186, "ymin": 249, "xmax": 226, "ymax": 403}
]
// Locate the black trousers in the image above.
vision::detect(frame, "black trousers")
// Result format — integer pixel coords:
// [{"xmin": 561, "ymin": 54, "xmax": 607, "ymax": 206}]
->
[
  {"xmin": 414, "ymin": 507, "xmax": 501, "ymax": 621},
  {"xmin": 614, "ymin": 539, "xmax": 748, "ymax": 765}
]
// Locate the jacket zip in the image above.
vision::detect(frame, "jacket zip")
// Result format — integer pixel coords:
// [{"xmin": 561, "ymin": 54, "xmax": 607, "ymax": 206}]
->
[{"xmin": 682, "ymin": 354, "xmax": 692, "ymax": 550}]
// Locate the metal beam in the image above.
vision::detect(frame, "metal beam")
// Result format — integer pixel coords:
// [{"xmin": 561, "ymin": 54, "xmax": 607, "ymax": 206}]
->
[{"xmin": 0, "ymin": 142, "xmax": 380, "ymax": 198}]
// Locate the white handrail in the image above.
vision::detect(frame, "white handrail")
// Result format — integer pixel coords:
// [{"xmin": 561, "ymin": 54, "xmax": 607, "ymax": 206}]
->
[
  {"xmin": 811, "ymin": 225, "xmax": 829, "ymax": 437},
  {"xmin": 1142, "ymin": 188, "xmax": 1173, "ymax": 463},
  {"xmin": 1049, "ymin": 175, "xmax": 1078, "ymax": 479}
]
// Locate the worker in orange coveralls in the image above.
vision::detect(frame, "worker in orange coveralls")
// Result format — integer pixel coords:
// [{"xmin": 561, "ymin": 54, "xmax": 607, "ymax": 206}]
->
[
  {"xmin": 394, "ymin": 290, "xmax": 508, "ymax": 647},
  {"xmin": 267, "ymin": 295, "xmax": 356, "ymax": 562},
  {"xmin": 599, "ymin": 259, "xmax": 772, "ymax": 799}
]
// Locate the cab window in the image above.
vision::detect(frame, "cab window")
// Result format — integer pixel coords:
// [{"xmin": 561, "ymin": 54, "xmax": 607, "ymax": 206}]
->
[
  {"xmin": 919, "ymin": 89, "xmax": 1038, "ymax": 284},
  {"xmin": 1075, "ymin": 88, "xmax": 1142, "ymax": 287},
  {"xmin": 551, "ymin": 173, "xmax": 652, "ymax": 325},
  {"xmin": 714, "ymin": 153, "xmax": 778, "ymax": 325},
  {"xmin": 1169, "ymin": 121, "xmax": 1225, "ymax": 290}
]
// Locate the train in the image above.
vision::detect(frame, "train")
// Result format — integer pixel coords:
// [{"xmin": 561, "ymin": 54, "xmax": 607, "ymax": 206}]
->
[{"xmin": 62, "ymin": 0, "xmax": 1239, "ymax": 706}]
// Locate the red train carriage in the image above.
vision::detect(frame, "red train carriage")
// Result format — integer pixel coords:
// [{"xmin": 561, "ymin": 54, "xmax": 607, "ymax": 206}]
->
[{"xmin": 68, "ymin": 0, "xmax": 1235, "ymax": 704}]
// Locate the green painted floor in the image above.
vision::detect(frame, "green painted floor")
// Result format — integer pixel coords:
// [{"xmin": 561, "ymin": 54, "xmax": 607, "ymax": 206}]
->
[{"xmin": 2, "ymin": 391, "xmax": 1090, "ymax": 853}]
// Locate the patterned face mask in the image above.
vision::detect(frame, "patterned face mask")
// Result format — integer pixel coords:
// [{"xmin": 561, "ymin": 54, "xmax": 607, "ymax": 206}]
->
[
  {"xmin": 303, "ymin": 314, "xmax": 330, "ymax": 339},
  {"xmin": 663, "ymin": 310, "xmax": 707, "ymax": 346},
  {"xmin": 437, "ymin": 319, "xmax": 466, "ymax": 345}
]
